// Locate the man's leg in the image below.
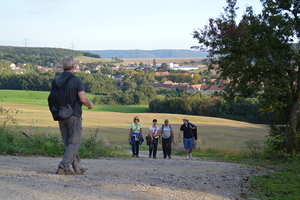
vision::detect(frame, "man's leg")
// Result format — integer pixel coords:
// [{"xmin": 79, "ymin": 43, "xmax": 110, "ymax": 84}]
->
[
  {"xmin": 162, "ymin": 138, "xmax": 167, "ymax": 158},
  {"xmin": 59, "ymin": 116, "xmax": 82, "ymax": 170},
  {"xmin": 149, "ymin": 144, "xmax": 152, "ymax": 158},
  {"xmin": 131, "ymin": 136, "xmax": 136, "ymax": 156},
  {"xmin": 167, "ymin": 137, "xmax": 172, "ymax": 158},
  {"xmin": 135, "ymin": 141, "xmax": 139, "ymax": 157},
  {"xmin": 153, "ymin": 140, "xmax": 158, "ymax": 158}
]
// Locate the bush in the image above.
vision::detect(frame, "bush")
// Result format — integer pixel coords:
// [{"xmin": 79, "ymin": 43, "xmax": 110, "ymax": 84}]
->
[{"xmin": 264, "ymin": 124, "xmax": 286, "ymax": 154}]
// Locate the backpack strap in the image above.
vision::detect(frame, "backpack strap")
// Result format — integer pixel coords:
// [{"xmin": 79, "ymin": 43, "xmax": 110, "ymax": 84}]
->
[{"xmin": 53, "ymin": 74, "xmax": 75, "ymax": 89}]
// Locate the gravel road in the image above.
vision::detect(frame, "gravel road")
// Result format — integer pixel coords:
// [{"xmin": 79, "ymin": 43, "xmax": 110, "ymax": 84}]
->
[{"xmin": 0, "ymin": 152, "xmax": 273, "ymax": 200}]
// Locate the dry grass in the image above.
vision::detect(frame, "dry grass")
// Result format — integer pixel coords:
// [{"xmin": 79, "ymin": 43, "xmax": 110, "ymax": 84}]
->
[
  {"xmin": 74, "ymin": 56, "xmax": 113, "ymax": 63},
  {"xmin": 2, "ymin": 103, "xmax": 267, "ymax": 151},
  {"xmin": 122, "ymin": 57, "xmax": 206, "ymax": 66}
]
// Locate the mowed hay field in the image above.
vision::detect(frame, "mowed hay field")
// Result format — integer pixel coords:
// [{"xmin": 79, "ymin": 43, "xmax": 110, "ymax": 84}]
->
[
  {"xmin": 1, "ymin": 102, "xmax": 268, "ymax": 152},
  {"xmin": 122, "ymin": 57, "xmax": 206, "ymax": 66},
  {"xmin": 74, "ymin": 56, "xmax": 112, "ymax": 63}
]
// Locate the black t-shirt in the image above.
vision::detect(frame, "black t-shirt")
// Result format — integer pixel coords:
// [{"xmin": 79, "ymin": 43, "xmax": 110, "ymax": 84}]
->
[
  {"xmin": 180, "ymin": 123, "xmax": 195, "ymax": 139},
  {"xmin": 54, "ymin": 72, "xmax": 84, "ymax": 117}
]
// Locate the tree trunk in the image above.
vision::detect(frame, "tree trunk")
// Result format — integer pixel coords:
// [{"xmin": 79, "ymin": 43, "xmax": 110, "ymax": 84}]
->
[
  {"xmin": 285, "ymin": 67, "xmax": 300, "ymax": 154},
  {"xmin": 285, "ymin": 100, "xmax": 300, "ymax": 154}
]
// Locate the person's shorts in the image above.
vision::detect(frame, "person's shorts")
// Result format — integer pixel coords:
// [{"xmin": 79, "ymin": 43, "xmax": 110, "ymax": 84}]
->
[{"xmin": 183, "ymin": 138, "xmax": 194, "ymax": 149}]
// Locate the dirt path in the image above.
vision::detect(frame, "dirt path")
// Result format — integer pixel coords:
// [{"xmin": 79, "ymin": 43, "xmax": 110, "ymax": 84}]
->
[{"xmin": 0, "ymin": 152, "xmax": 272, "ymax": 200}]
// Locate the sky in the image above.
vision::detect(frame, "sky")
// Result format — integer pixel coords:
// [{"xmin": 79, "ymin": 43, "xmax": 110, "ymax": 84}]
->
[{"xmin": 0, "ymin": 0, "xmax": 263, "ymax": 50}]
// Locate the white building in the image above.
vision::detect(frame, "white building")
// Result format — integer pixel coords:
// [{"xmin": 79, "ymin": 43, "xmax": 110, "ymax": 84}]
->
[{"xmin": 171, "ymin": 66, "xmax": 198, "ymax": 71}]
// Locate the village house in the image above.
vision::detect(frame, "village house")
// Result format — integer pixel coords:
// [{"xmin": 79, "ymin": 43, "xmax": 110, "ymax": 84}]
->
[
  {"xmin": 111, "ymin": 66, "xmax": 119, "ymax": 71},
  {"xmin": 149, "ymin": 82, "xmax": 189, "ymax": 92},
  {"xmin": 123, "ymin": 66, "xmax": 136, "ymax": 70},
  {"xmin": 187, "ymin": 84, "xmax": 225, "ymax": 95},
  {"xmin": 43, "ymin": 68, "xmax": 54, "ymax": 72},
  {"xmin": 113, "ymin": 75, "xmax": 124, "ymax": 82},
  {"xmin": 163, "ymin": 81, "xmax": 173, "ymax": 84},
  {"xmin": 149, "ymin": 83, "xmax": 173, "ymax": 91},
  {"xmin": 9, "ymin": 63, "xmax": 16, "ymax": 68},
  {"xmin": 80, "ymin": 65, "xmax": 88, "ymax": 69},
  {"xmin": 91, "ymin": 64, "xmax": 103, "ymax": 70},
  {"xmin": 155, "ymin": 71, "xmax": 170, "ymax": 76},
  {"xmin": 171, "ymin": 66, "xmax": 199, "ymax": 71},
  {"xmin": 17, "ymin": 63, "xmax": 26, "ymax": 67}
]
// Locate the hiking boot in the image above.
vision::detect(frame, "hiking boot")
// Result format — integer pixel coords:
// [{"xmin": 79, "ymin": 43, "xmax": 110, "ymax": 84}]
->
[
  {"xmin": 135, "ymin": 155, "xmax": 139, "ymax": 158},
  {"xmin": 168, "ymin": 156, "xmax": 171, "ymax": 159},
  {"xmin": 74, "ymin": 167, "xmax": 86, "ymax": 175},
  {"xmin": 188, "ymin": 153, "xmax": 193, "ymax": 160},
  {"xmin": 56, "ymin": 167, "xmax": 74, "ymax": 175}
]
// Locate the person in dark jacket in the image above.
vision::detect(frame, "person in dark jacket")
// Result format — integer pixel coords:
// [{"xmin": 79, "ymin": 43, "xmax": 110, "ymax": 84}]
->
[
  {"xmin": 53, "ymin": 55, "xmax": 94, "ymax": 175},
  {"xmin": 179, "ymin": 117, "xmax": 196, "ymax": 160}
]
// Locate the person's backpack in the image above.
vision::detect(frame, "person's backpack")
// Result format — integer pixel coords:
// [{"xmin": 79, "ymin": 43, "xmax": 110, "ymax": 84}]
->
[
  {"xmin": 48, "ymin": 74, "xmax": 75, "ymax": 121},
  {"xmin": 161, "ymin": 124, "xmax": 172, "ymax": 135},
  {"xmin": 188, "ymin": 122, "xmax": 197, "ymax": 140}
]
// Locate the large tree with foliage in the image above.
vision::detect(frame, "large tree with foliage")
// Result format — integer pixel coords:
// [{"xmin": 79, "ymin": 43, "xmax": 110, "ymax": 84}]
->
[{"xmin": 193, "ymin": 0, "xmax": 300, "ymax": 154}]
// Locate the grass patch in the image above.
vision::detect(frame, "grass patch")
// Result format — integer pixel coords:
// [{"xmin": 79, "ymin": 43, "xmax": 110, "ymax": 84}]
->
[
  {"xmin": 249, "ymin": 165, "xmax": 300, "ymax": 200},
  {"xmin": 95, "ymin": 105, "xmax": 148, "ymax": 113},
  {"xmin": 0, "ymin": 90, "xmax": 148, "ymax": 113}
]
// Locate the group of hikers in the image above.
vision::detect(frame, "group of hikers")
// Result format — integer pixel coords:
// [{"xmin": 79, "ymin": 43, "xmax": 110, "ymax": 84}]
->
[{"xmin": 128, "ymin": 116, "xmax": 197, "ymax": 159}]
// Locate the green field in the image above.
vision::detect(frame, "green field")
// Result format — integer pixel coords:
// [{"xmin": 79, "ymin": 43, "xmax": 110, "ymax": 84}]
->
[{"xmin": 0, "ymin": 90, "xmax": 148, "ymax": 113}]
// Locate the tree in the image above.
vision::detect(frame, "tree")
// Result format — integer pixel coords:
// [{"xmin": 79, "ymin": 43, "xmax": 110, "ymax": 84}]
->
[
  {"xmin": 191, "ymin": 73, "xmax": 201, "ymax": 84},
  {"xmin": 192, "ymin": 0, "xmax": 300, "ymax": 154},
  {"xmin": 158, "ymin": 62, "xmax": 169, "ymax": 71},
  {"xmin": 100, "ymin": 67, "xmax": 113, "ymax": 75}
]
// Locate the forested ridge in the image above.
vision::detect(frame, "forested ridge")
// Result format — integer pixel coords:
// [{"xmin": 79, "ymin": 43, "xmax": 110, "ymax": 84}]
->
[{"xmin": 0, "ymin": 46, "xmax": 100, "ymax": 67}]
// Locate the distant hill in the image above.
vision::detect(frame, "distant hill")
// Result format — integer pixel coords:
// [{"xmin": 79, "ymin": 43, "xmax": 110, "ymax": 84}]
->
[{"xmin": 85, "ymin": 49, "xmax": 208, "ymax": 59}]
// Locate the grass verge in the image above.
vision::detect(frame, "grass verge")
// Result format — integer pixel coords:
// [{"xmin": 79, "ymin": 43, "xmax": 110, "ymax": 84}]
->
[
  {"xmin": 186, "ymin": 148, "xmax": 300, "ymax": 200},
  {"xmin": 0, "ymin": 126, "xmax": 118, "ymax": 158}
]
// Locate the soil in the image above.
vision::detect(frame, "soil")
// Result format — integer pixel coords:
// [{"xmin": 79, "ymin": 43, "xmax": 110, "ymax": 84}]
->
[{"xmin": 0, "ymin": 151, "xmax": 273, "ymax": 200}]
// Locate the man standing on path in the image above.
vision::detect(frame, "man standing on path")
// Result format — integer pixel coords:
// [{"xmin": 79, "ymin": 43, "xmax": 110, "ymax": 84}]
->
[
  {"xmin": 53, "ymin": 55, "xmax": 93, "ymax": 175},
  {"xmin": 159, "ymin": 119, "xmax": 175, "ymax": 159},
  {"xmin": 179, "ymin": 117, "xmax": 196, "ymax": 160}
]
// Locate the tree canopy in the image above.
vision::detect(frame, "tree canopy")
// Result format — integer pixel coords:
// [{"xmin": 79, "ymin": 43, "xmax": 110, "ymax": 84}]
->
[{"xmin": 193, "ymin": 0, "xmax": 300, "ymax": 154}]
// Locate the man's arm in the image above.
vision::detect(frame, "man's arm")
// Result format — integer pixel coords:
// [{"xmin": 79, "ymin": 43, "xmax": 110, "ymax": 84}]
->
[
  {"xmin": 78, "ymin": 91, "xmax": 93, "ymax": 109},
  {"xmin": 171, "ymin": 131, "xmax": 175, "ymax": 144},
  {"xmin": 189, "ymin": 123, "xmax": 196, "ymax": 129},
  {"xmin": 179, "ymin": 130, "xmax": 182, "ymax": 142}
]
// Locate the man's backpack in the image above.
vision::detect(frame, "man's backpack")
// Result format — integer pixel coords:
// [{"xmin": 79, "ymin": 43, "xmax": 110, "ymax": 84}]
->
[
  {"xmin": 48, "ymin": 74, "xmax": 75, "ymax": 121},
  {"xmin": 161, "ymin": 124, "xmax": 172, "ymax": 133}
]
